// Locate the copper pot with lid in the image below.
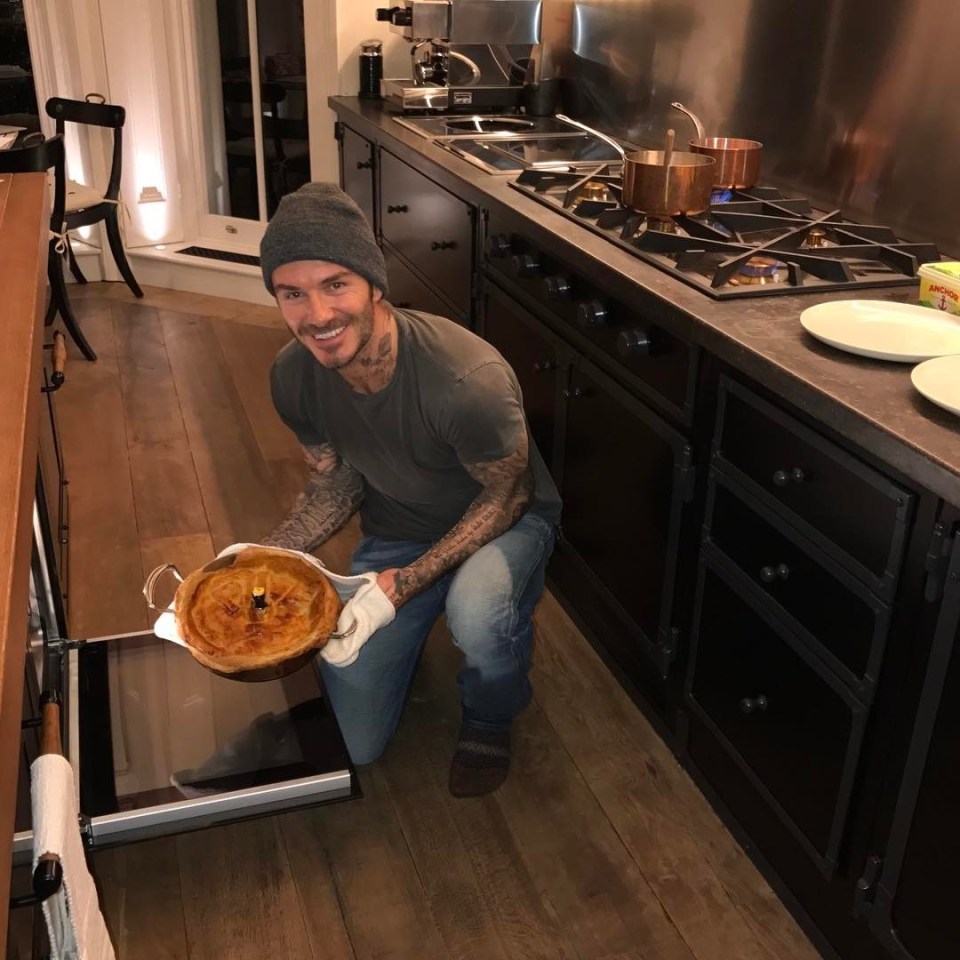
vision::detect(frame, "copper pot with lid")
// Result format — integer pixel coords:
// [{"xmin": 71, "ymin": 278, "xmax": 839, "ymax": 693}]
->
[
  {"xmin": 671, "ymin": 102, "xmax": 763, "ymax": 190},
  {"xmin": 556, "ymin": 114, "xmax": 716, "ymax": 217}
]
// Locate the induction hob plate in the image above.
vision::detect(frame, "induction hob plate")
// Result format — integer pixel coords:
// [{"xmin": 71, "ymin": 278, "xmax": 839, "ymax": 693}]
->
[{"xmin": 393, "ymin": 114, "xmax": 583, "ymax": 140}]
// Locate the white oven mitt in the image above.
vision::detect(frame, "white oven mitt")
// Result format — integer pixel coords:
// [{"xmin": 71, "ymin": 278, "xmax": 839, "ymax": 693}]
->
[
  {"xmin": 321, "ymin": 574, "xmax": 396, "ymax": 667},
  {"xmin": 150, "ymin": 543, "xmax": 395, "ymax": 667}
]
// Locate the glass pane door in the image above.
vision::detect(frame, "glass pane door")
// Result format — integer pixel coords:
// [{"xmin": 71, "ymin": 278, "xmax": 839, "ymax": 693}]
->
[
  {"xmin": 0, "ymin": 0, "xmax": 40, "ymax": 141},
  {"xmin": 194, "ymin": 0, "xmax": 311, "ymax": 224}
]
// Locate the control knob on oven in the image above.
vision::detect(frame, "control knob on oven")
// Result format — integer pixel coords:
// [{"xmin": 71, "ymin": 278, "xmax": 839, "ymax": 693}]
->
[
  {"xmin": 617, "ymin": 328, "xmax": 653, "ymax": 357},
  {"xmin": 576, "ymin": 299, "xmax": 608, "ymax": 327},
  {"xmin": 510, "ymin": 253, "xmax": 541, "ymax": 278},
  {"xmin": 487, "ymin": 234, "xmax": 512, "ymax": 259},
  {"xmin": 543, "ymin": 275, "xmax": 571, "ymax": 300}
]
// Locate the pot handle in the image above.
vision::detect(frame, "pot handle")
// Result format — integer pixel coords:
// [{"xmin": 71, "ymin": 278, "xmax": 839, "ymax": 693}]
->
[
  {"xmin": 671, "ymin": 102, "xmax": 705, "ymax": 142},
  {"xmin": 556, "ymin": 114, "xmax": 626, "ymax": 161},
  {"xmin": 328, "ymin": 621, "xmax": 358, "ymax": 641},
  {"xmin": 143, "ymin": 563, "xmax": 184, "ymax": 611}
]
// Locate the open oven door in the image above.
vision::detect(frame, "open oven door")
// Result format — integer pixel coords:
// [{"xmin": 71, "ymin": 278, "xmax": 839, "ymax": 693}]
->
[{"xmin": 14, "ymin": 465, "xmax": 356, "ymax": 866}]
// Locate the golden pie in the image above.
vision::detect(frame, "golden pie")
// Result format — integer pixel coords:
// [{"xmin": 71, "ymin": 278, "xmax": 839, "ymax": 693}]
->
[{"xmin": 174, "ymin": 546, "xmax": 342, "ymax": 673}]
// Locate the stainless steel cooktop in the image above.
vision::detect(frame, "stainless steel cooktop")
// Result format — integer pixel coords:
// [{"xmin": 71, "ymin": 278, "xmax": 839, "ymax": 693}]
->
[{"xmin": 394, "ymin": 114, "xmax": 632, "ymax": 174}]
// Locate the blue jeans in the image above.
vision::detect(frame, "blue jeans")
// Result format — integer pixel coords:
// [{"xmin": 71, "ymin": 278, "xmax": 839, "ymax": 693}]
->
[{"xmin": 319, "ymin": 512, "xmax": 556, "ymax": 765}]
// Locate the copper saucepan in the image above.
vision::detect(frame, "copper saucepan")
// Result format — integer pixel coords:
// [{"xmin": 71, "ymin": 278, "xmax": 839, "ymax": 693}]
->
[
  {"xmin": 556, "ymin": 114, "xmax": 716, "ymax": 217},
  {"xmin": 671, "ymin": 102, "xmax": 763, "ymax": 190}
]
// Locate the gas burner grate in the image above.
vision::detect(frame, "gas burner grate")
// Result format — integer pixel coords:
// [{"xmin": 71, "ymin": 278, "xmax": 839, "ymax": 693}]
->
[{"xmin": 509, "ymin": 174, "xmax": 941, "ymax": 299}]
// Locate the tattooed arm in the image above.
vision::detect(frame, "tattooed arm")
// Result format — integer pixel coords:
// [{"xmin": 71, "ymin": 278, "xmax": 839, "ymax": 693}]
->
[
  {"xmin": 262, "ymin": 443, "xmax": 363, "ymax": 552},
  {"xmin": 377, "ymin": 433, "xmax": 534, "ymax": 607}
]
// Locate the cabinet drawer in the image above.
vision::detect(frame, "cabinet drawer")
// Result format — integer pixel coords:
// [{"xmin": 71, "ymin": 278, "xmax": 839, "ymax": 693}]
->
[
  {"xmin": 705, "ymin": 477, "xmax": 889, "ymax": 696},
  {"xmin": 379, "ymin": 150, "xmax": 474, "ymax": 316},
  {"xmin": 712, "ymin": 377, "xmax": 912, "ymax": 597},
  {"xmin": 383, "ymin": 244, "xmax": 465, "ymax": 324},
  {"xmin": 686, "ymin": 559, "xmax": 867, "ymax": 874}
]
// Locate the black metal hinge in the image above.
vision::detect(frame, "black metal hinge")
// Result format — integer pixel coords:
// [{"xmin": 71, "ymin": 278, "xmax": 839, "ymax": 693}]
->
[
  {"xmin": 853, "ymin": 855, "xmax": 883, "ymax": 918},
  {"xmin": 656, "ymin": 626, "xmax": 680, "ymax": 679},
  {"xmin": 924, "ymin": 521, "xmax": 955, "ymax": 602},
  {"xmin": 678, "ymin": 447, "xmax": 696, "ymax": 503}
]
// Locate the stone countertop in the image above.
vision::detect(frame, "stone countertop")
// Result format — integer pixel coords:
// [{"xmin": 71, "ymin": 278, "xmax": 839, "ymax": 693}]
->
[{"xmin": 330, "ymin": 97, "xmax": 960, "ymax": 504}]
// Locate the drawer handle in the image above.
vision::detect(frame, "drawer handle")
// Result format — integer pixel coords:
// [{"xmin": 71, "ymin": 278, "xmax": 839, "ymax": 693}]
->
[
  {"xmin": 739, "ymin": 694, "xmax": 769, "ymax": 714},
  {"xmin": 772, "ymin": 467, "xmax": 806, "ymax": 487},
  {"xmin": 759, "ymin": 563, "xmax": 790, "ymax": 583},
  {"xmin": 533, "ymin": 359, "xmax": 555, "ymax": 373},
  {"xmin": 430, "ymin": 240, "xmax": 457, "ymax": 251},
  {"xmin": 386, "ymin": 204, "xmax": 409, "ymax": 213}
]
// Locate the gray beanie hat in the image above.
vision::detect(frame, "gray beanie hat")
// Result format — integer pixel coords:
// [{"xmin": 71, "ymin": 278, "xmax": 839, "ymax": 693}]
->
[{"xmin": 260, "ymin": 182, "xmax": 388, "ymax": 295}]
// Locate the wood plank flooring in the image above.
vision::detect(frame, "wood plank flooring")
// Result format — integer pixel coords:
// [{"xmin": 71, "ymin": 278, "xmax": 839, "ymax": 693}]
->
[{"xmin": 55, "ymin": 282, "xmax": 821, "ymax": 960}]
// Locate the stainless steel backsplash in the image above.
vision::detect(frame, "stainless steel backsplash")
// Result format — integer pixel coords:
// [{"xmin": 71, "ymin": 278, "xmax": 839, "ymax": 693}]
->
[{"xmin": 546, "ymin": 0, "xmax": 959, "ymax": 255}]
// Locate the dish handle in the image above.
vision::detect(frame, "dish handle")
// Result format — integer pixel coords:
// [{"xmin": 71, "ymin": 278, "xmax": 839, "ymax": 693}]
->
[{"xmin": 143, "ymin": 563, "xmax": 184, "ymax": 611}]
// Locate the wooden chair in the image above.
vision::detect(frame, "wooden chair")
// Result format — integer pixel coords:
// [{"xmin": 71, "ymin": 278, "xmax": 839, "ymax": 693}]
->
[
  {"xmin": 45, "ymin": 94, "xmax": 143, "ymax": 301},
  {"xmin": 0, "ymin": 133, "xmax": 97, "ymax": 360}
]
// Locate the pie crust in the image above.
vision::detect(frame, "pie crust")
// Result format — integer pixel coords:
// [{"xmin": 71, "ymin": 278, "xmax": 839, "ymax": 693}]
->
[{"xmin": 174, "ymin": 546, "xmax": 342, "ymax": 673}]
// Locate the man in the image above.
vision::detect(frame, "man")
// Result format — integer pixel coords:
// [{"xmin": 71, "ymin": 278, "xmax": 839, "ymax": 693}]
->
[{"xmin": 260, "ymin": 182, "xmax": 561, "ymax": 797}]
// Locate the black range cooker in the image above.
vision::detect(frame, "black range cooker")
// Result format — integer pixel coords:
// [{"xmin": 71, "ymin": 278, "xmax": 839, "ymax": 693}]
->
[{"xmin": 509, "ymin": 165, "xmax": 941, "ymax": 300}]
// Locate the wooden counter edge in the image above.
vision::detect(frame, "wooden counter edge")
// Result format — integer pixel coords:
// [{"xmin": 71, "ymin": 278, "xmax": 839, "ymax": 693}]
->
[{"xmin": 0, "ymin": 172, "xmax": 50, "ymax": 946}]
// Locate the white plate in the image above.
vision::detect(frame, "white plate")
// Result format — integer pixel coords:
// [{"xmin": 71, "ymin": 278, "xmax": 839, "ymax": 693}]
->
[
  {"xmin": 911, "ymin": 355, "xmax": 960, "ymax": 418},
  {"xmin": 799, "ymin": 300, "xmax": 960, "ymax": 362}
]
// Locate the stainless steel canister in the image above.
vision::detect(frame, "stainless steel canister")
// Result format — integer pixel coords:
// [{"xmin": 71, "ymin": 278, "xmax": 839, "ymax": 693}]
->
[{"xmin": 359, "ymin": 39, "xmax": 383, "ymax": 100}]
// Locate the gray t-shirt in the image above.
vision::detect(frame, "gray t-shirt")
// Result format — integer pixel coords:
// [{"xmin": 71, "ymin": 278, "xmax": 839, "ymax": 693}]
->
[{"xmin": 270, "ymin": 308, "xmax": 562, "ymax": 542}]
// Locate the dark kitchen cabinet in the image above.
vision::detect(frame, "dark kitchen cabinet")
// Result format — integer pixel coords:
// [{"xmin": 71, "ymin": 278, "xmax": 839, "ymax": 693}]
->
[
  {"xmin": 559, "ymin": 357, "xmax": 694, "ymax": 682},
  {"xmin": 686, "ymin": 553, "xmax": 868, "ymax": 874},
  {"xmin": 337, "ymin": 123, "xmax": 376, "ymax": 230},
  {"xmin": 481, "ymin": 283, "xmax": 563, "ymax": 478},
  {"xmin": 858, "ymin": 519, "xmax": 960, "ymax": 960},
  {"xmin": 378, "ymin": 149, "xmax": 475, "ymax": 320},
  {"xmin": 383, "ymin": 245, "xmax": 466, "ymax": 324},
  {"xmin": 480, "ymin": 209, "xmax": 698, "ymax": 731},
  {"xmin": 686, "ymin": 376, "xmax": 907, "ymax": 854},
  {"xmin": 683, "ymin": 368, "xmax": 942, "ymax": 960}
]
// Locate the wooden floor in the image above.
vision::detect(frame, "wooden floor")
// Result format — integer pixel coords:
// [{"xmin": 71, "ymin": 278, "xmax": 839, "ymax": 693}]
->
[{"xmin": 48, "ymin": 283, "xmax": 820, "ymax": 960}]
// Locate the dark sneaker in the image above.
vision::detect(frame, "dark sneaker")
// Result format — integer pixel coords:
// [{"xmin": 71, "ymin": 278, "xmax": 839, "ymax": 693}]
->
[{"xmin": 448, "ymin": 724, "xmax": 511, "ymax": 798}]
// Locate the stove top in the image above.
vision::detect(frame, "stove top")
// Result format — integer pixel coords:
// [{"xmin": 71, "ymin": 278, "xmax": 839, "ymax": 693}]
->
[{"xmin": 510, "ymin": 165, "xmax": 941, "ymax": 299}]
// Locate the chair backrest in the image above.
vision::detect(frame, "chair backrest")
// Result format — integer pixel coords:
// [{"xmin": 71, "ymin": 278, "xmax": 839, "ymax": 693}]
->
[
  {"xmin": 45, "ymin": 96, "xmax": 125, "ymax": 200},
  {"xmin": 0, "ymin": 134, "xmax": 66, "ymax": 230}
]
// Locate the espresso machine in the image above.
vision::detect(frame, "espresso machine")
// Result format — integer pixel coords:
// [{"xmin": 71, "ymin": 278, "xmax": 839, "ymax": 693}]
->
[{"xmin": 376, "ymin": 0, "xmax": 543, "ymax": 112}]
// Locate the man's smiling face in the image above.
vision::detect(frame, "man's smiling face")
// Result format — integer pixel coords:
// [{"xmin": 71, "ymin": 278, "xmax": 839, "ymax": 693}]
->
[{"xmin": 272, "ymin": 260, "xmax": 383, "ymax": 371}]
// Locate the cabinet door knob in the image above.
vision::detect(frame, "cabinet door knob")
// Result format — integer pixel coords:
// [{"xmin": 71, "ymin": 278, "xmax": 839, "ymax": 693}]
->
[
  {"xmin": 356, "ymin": 158, "xmax": 374, "ymax": 170},
  {"xmin": 772, "ymin": 466, "xmax": 806, "ymax": 487},
  {"xmin": 533, "ymin": 360, "xmax": 555, "ymax": 373},
  {"xmin": 431, "ymin": 240, "xmax": 457, "ymax": 251},
  {"xmin": 386, "ymin": 203, "xmax": 409, "ymax": 214},
  {"xmin": 576, "ymin": 299, "xmax": 608, "ymax": 327},
  {"xmin": 544, "ymin": 275, "xmax": 571, "ymax": 300},
  {"xmin": 563, "ymin": 386, "xmax": 583, "ymax": 400},
  {"xmin": 511, "ymin": 253, "xmax": 540, "ymax": 278},
  {"xmin": 617, "ymin": 328, "xmax": 653, "ymax": 357},
  {"xmin": 739, "ymin": 694, "xmax": 769, "ymax": 714},
  {"xmin": 759, "ymin": 563, "xmax": 790, "ymax": 583},
  {"xmin": 487, "ymin": 234, "xmax": 512, "ymax": 258}
]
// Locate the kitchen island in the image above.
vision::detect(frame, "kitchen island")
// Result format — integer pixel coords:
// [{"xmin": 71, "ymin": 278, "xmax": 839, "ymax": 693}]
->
[{"xmin": 331, "ymin": 95, "xmax": 960, "ymax": 960}]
